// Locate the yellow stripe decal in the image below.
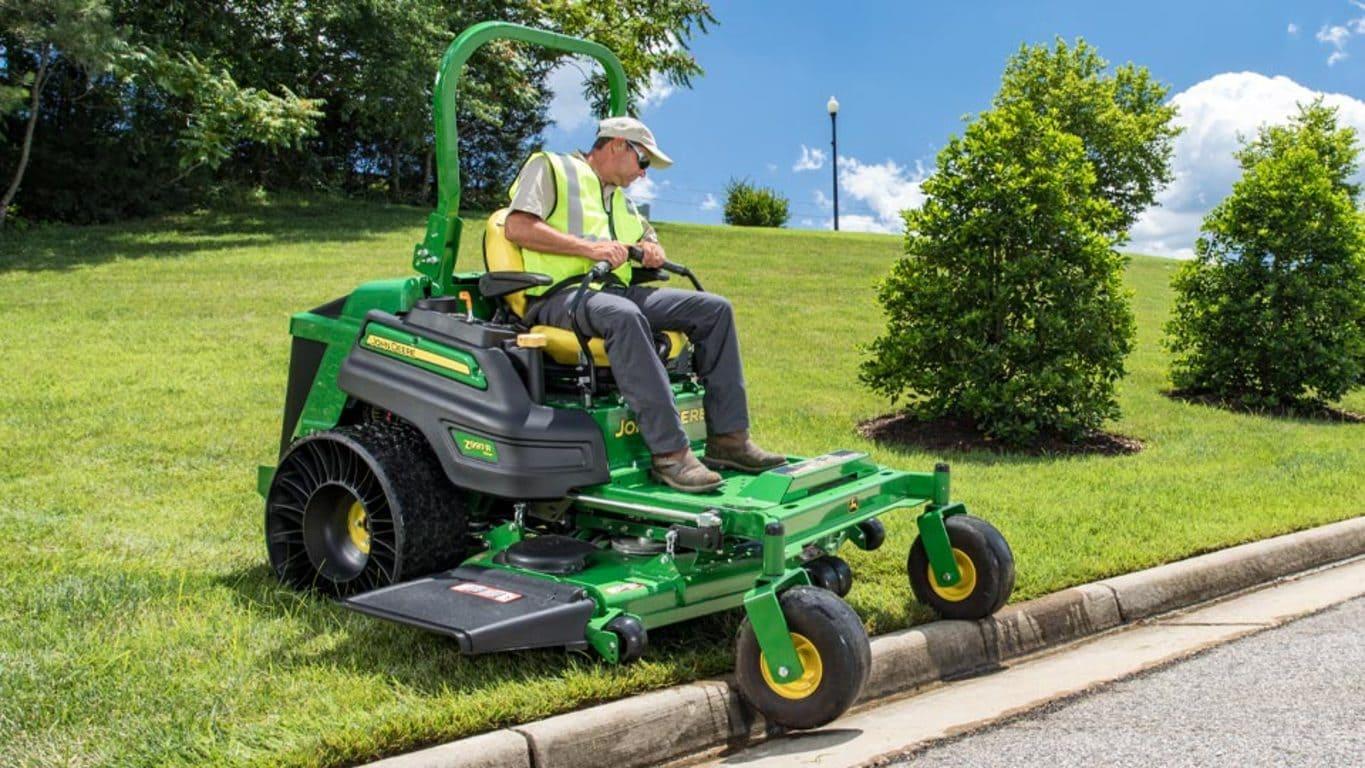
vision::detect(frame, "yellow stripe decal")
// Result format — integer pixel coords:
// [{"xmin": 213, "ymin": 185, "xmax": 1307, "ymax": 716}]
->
[{"xmin": 364, "ymin": 334, "xmax": 472, "ymax": 376}]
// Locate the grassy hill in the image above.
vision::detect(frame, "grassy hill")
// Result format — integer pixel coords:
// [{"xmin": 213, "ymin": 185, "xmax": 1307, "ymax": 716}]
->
[{"xmin": 2, "ymin": 198, "xmax": 1361, "ymax": 767}]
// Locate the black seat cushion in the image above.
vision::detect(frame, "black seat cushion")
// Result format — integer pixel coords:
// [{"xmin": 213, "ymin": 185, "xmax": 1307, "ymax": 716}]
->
[{"xmin": 501, "ymin": 535, "xmax": 598, "ymax": 575}]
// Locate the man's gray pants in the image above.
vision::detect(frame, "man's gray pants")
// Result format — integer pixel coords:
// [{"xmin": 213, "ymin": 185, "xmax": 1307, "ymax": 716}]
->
[{"xmin": 529, "ymin": 285, "xmax": 749, "ymax": 454}]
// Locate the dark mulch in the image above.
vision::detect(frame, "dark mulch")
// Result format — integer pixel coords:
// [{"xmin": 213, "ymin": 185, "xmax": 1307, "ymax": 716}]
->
[
  {"xmin": 1165, "ymin": 390, "xmax": 1365, "ymax": 423},
  {"xmin": 857, "ymin": 412, "xmax": 1144, "ymax": 457}
]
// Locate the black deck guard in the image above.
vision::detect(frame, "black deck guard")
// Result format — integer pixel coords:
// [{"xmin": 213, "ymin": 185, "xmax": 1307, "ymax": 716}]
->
[{"xmin": 343, "ymin": 565, "xmax": 595, "ymax": 653}]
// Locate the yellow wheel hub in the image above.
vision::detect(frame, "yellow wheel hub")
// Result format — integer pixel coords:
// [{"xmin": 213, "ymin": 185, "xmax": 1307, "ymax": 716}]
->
[
  {"xmin": 347, "ymin": 499, "xmax": 371, "ymax": 555},
  {"xmin": 760, "ymin": 633, "xmax": 823, "ymax": 700},
  {"xmin": 928, "ymin": 548, "xmax": 977, "ymax": 602}
]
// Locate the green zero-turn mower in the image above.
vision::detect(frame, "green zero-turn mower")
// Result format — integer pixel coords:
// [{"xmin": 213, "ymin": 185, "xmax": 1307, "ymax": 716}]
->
[{"xmin": 257, "ymin": 21, "xmax": 1015, "ymax": 730}]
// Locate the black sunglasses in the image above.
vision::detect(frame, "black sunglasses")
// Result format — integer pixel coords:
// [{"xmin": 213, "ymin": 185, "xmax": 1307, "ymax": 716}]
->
[{"xmin": 624, "ymin": 140, "xmax": 650, "ymax": 170}]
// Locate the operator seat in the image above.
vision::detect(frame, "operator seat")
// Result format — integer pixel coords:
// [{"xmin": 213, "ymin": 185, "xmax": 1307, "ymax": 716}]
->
[{"xmin": 482, "ymin": 208, "xmax": 687, "ymax": 367}]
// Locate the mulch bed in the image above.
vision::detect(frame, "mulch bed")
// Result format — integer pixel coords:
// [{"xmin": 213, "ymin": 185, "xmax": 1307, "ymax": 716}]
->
[
  {"xmin": 1165, "ymin": 390, "xmax": 1365, "ymax": 423},
  {"xmin": 857, "ymin": 412, "xmax": 1144, "ymax": 457}
]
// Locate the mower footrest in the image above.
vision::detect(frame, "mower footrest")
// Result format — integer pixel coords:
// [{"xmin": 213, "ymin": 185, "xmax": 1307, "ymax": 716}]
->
[{"xmin": 343, "ymin": 565, "xmax": 594, "ymax": 653}]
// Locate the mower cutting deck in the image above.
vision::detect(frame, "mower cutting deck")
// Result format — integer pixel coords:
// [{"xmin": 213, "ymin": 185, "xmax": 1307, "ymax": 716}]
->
[{"xmin": 257, "ymin": 21, "xmax": 1015, "ymax": 731}]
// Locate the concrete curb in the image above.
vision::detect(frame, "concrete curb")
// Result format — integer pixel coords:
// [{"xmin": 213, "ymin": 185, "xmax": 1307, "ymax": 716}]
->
[{"xmin": 362, "ymin": 515, "xmax": 1365, "ymax": 768}]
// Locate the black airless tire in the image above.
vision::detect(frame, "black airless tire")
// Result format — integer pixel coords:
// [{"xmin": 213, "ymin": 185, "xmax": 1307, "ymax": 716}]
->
[
  {"xmin": 907, "ymin": 515, "xmax": 1014, "ymax": 620},
  {"xmin": 265, "ymin": 422, "xmax": 466, "ymax": 596},
  {"xmin": 607, "ymin": 614, "xmax": 648, "ymax": 663},
  {"xmin": 735, "ymin": 586, "xmax": 871, "ymax": 730}
]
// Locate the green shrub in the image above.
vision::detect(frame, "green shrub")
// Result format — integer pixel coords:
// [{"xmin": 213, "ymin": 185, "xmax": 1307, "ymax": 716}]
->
[
  {"xmin": 1165, "ymin": 102, "xmax": 1365, "ymax": 409},
  {"xmin": 722, "ymin": 178, "xmax": 789, "ymax": 227},
  {"xmin": 860, "ymin": 103, "xmax": 1135, "ymax": 446}
]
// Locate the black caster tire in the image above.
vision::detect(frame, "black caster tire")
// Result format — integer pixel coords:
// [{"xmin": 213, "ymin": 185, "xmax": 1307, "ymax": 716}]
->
[
  {"xmin": 735, "ymin": 586, "xmax": 871, "ymax": 730},
  {"xmin": 908, "ymin": 515, "xmax": 1014, "ymax": 620},
  {"xmin": 606, "ymin": 615, "xmax": 648, "ymax": 663},
  {"xmin": 265, "ymin": 422, "xmax": 467, "ymax": 596},
  {"xmin": 802, "ymin": 557, "xmax": 840, "ymax": 593},
  {"xmin": 804, "ymin": 556, "xmax": 853, "ymax": 597},
  {"xmin": 825, "ymin": 556, "xmax": 853, "ymax": 597},
  {"xmin": 856, "ymin": 518, "xmax": 885, "ymax": 551}
]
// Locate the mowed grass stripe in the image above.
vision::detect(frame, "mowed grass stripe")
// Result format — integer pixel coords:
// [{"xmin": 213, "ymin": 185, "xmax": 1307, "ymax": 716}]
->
[{"xmin": 1, "ymin": 199, "xmax": 1360, "ymax": 767}]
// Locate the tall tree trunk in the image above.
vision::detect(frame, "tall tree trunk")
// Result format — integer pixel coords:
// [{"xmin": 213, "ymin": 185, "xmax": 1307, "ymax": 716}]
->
[{"xmin": 1, "ymin": 46, "xmax": 50, "ymax": 228}]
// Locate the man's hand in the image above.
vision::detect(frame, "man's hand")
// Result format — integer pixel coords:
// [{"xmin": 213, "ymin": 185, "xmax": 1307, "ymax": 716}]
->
[
  {"xmin": 640, "ymin": 241, "xmax": 667, "ymax": 269},
  {"xmin": 584, "ymin": 240, "xmax": 629, "ymax": 269}
]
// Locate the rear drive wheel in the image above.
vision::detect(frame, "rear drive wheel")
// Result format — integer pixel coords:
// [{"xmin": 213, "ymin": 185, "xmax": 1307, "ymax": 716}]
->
[
  {"xmin": 265, "ymin": 422, "xmax": 466, "ymax": 596},
  {"xmin": 735, "ymin": 586, "xmax": 871, "ymax": 730},
  {"xmin": 907, "ymin": 515, "xmax": 1014, "ymax": 620}
]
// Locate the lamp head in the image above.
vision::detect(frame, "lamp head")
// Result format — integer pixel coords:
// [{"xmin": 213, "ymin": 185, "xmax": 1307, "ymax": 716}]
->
[{"xmin": 827, "ymin": 95, "xmax": 839, "ymax": 115}]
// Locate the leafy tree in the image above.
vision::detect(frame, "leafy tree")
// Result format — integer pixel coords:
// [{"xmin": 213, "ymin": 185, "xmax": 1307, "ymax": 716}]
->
[
  {"xmin": 0, "ymin": 0, "xmax": 123, "ymax": 226},
  {"xmin": 860, "ymin": 103, "xmax": 1135, "ymax": 445},
  {"xmin": 722, "ymin": 178, "xmax": 788, "ymax": 227},
  {"xmin": 1165, "ymin": 102, "xmax": 1365, "ymax": 409},
  {"xmin": 994, "ymin": 38, "xmax": 1180, "ymax": 238},
  {"xmin": 0, "ymin": 0, "xmax": 717, "ymax": 222}
]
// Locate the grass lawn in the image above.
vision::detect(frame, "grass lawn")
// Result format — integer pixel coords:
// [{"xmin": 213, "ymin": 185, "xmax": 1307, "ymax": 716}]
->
[{"xmin": 2, "ymin": 198, "xmax": 1361, "ymax": 767}]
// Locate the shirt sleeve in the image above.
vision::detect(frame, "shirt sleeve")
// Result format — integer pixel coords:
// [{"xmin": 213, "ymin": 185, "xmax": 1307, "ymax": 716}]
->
[{"xmin": 508, "ymin": 155, "xmax": 556, "ymax": 220}]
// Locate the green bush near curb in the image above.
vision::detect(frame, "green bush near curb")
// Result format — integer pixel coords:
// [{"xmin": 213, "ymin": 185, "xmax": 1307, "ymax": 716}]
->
[{"xmin": 1, "ymin": 199, "xmax": 1361, "ymax": 767}]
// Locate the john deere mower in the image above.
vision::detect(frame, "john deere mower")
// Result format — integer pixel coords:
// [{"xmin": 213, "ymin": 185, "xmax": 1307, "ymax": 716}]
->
[{"xmin": 258, "ymin": 21, "xmax": 1015, "ymax": 730}]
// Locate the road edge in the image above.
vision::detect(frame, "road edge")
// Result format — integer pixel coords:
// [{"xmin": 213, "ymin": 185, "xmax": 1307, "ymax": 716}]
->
[{"xmin": 362, "ymin": 515, "xmax": 1365, "ymax": 768}]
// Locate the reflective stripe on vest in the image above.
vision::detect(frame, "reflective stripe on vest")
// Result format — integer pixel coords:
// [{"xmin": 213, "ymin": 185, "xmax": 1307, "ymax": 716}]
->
[{"xmin": 511, "ymin": 152, "xmax": 647, "ymax": 296}]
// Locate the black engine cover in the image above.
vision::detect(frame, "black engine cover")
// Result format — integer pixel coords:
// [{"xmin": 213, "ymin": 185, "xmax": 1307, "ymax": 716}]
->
[{"xmin": 338, "ymin": 310, "xmax": 609, "ymax": 499}]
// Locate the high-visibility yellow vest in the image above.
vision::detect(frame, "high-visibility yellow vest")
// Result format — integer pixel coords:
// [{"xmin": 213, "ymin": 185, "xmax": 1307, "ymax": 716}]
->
[{"xmin": 510, "ymin": 151, "xmax": 647, "ymax": 296}]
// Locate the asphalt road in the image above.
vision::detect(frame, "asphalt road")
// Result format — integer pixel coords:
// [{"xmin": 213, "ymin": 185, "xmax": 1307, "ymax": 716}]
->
[{"xmin": 891, "ymin": 596, "xmax": 1365, "ymax": 767}]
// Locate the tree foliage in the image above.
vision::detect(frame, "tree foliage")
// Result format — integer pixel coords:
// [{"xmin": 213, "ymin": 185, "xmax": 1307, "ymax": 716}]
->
[
  {"xmin": 0, "ymin": 0, "xmax": 716, "ymax": 223},
  {"xmin": 860, "ymin": 102, "xmax": 1136, "ymax": 445},
  {"xmin": 994, "ymin": 38, "xmax": 1180, "ymax": 238},
  {"xmin": 722, "ymin": 178, "xmax": 789, "ymax": 227},
  {"xmin": 1165, "ymin": 102, "xmax": 1365, "ymax": 408}
]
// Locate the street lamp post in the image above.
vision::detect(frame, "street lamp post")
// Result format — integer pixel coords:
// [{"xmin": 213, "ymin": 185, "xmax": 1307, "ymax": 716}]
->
[{"xmin": 827, "ymin": 95, "xmax": 840, "ymax": 231}]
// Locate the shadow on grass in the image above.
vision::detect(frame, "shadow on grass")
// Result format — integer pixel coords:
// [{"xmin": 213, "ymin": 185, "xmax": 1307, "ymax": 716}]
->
[
  {"xmin": 214, "ymin": 563, "xmax": 736, "ymax": 697},
  {"xmin": 0, "ymin": 198, "xmax": 429, "ymax": 274},
  {"xmin": 858, "ymin": 412, "xmax": 1143, "ymax": 465},
  {"xmin": 1164, "ymin": 390, "xmax": 1365, "ymax": 424}
]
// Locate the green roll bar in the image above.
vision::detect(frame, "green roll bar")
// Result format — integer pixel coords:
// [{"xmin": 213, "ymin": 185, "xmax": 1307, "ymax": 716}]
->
[{"xmin": 412, "ymin": 21, "xmax": 631, "ymax": 296}]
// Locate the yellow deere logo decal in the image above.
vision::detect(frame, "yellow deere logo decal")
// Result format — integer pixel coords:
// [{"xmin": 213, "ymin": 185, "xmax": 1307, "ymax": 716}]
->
[
  {"xmin": 614, "ymin": 407, "xmax": 705, "ymax": 438},
  {"xmin": 365, "ymin": 334, "xmax": 471, "ymax": 376}
]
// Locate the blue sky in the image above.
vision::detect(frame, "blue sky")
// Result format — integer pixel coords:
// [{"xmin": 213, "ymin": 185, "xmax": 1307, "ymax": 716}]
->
[{"xmin": 543, "ymin": 0, "xmax": 1365, "ymax": 257}]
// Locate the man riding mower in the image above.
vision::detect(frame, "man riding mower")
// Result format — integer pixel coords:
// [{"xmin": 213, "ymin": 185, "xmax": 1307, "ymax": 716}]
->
[
  {"xmin": 499, "ymin": 114, "xmax": 783, "ymax": 493},
  {"xmin": 257, "ymin": 21, "xmax": 1015, "ymax": 731}
]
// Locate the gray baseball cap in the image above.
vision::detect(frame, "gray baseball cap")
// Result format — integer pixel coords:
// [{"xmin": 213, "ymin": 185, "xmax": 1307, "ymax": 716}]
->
[{"xmin": 597, "ymin": 116, "xmax": 674, "ymax": 169}]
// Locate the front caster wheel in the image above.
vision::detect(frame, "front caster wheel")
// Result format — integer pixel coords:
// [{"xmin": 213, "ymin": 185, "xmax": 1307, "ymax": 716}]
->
[
  {"xmin": 606, "ymin": 614, "xmax": 648, "ymax": 663},
  {"xmin": 908, "ymin": 515, "xmax": 1014, "ymax": 620},
  {"xmin": 735, "ymin": 586, "xmax": 871, "ymax": 730}
]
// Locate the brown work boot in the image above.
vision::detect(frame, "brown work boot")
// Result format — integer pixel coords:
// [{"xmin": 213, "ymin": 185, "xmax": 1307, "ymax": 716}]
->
[
  {"xmin": 652, "ymin": 448, "xmax": 724, "ymax": 493},
  {"xmin": 703, "ymin": 431, "xmax": 787, "ymax": 473}
]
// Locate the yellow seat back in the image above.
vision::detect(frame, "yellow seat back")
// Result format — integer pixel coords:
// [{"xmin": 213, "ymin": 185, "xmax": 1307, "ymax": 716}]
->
[{"xmin": 483, "ymin": 208, "xmax": 530, "ymax": 318}]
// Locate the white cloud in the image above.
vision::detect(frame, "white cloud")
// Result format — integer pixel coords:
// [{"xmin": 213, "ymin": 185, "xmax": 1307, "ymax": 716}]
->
[
  {"xmin": 700, "ymin": 193, "xmax": 719, "ymax": 211},
  {"xmin": 793, "ymin": 144, "xmax": 826, "ymax": 172},
  {"xmin": 822, "ymin": 214, "xmax": 893, "ymax": 233},
  {"xmin": 1317, "ymin": 24, "xmax": 1351, "ymax": 49},
  {"xmin": 638, "ymin": 72, "xmax": 675, "ymax": 110},
  {"xmin": 546, "ymin": 55, "xmax": 676, "ymax": 133},
  {"xmin": 1288, "ymin": 22, "xmax": 1299, "ymax": 36},
  {"xmin": 1129, "ymin": 72, "xmax": 1365, "ymax": 259},
  {"xmin": 813, "ymin": 189, "xmax": 832, "ymax": 210},
  {"xmin": 833, "ymin": 157, "xmax": 928, "ymax": 233},
  {"xmin": 628, "ymin": 176, "xmax": 658, "ymax": 204},
  {"xmin": 1329, "ymin": 50, "xmax": 1350, "ymax": 65},
  {"xmin": 766, "ymin": 163, "xmax": 778, "ymax": 173}
]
